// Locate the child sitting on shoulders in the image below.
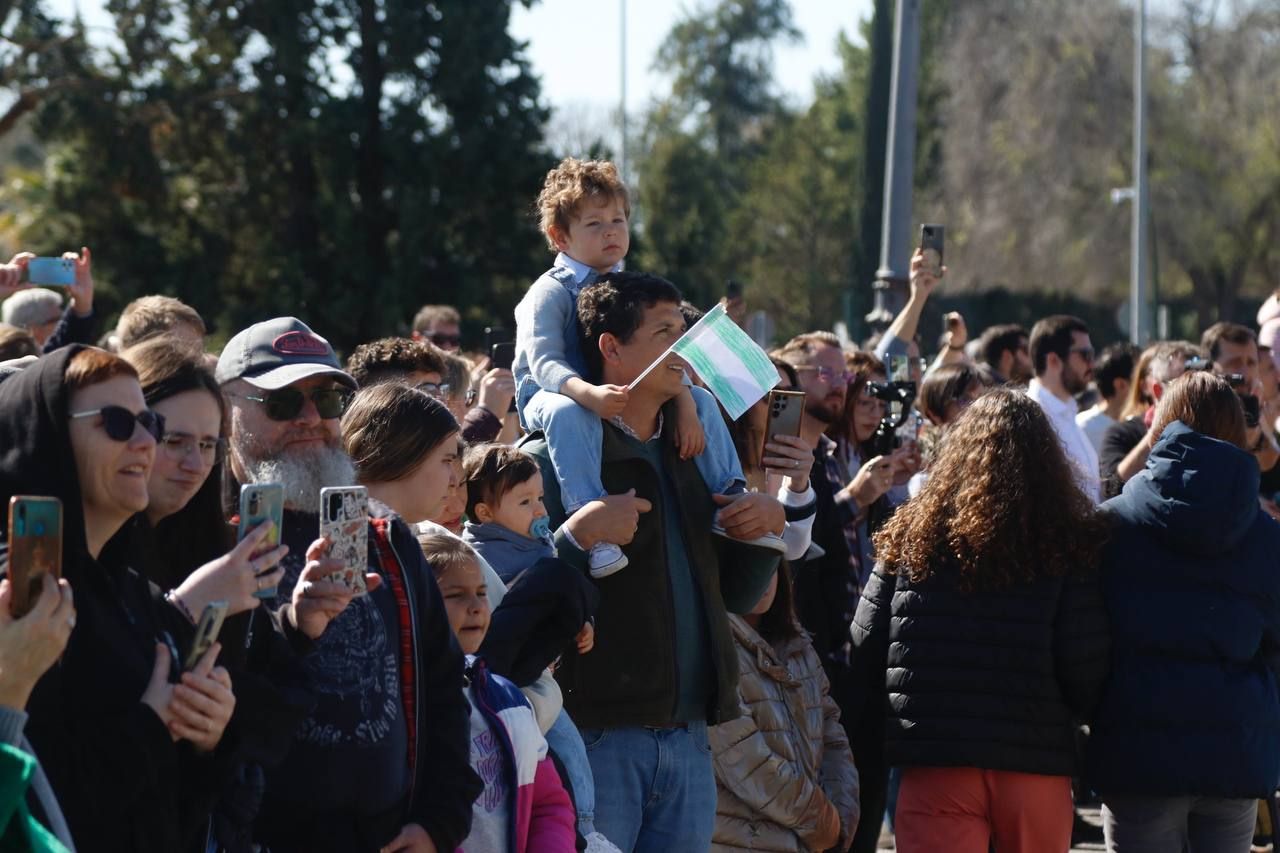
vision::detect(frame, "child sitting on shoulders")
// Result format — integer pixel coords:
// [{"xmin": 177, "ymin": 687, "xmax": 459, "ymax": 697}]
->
[
  {"xmin": 415, "ymin": 533, "xmax": 576, "ymax": 853},
  {"xmin": 512, "ymin": 157, "xmax": 783, "ymax": 580}
]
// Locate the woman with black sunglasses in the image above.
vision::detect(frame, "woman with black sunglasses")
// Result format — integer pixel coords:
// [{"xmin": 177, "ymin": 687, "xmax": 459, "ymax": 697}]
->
[{"xmin": 0, "ymin": 345, "xmax": 236, "ymax": 852}]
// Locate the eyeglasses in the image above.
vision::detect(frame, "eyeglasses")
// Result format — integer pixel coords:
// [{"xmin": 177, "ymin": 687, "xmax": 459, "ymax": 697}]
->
[
  {"xmin": 69, "ymin": 405, "xmax": 166, "ymax": 442},
  {"xmin": 159, "ymin": 432, "xmax": 226, "ymax": 465},
  {"xmin": 427, "ymin": 333, "xmax": 461, "ymax": 348},
  {"xmin": 1070, "ymin": 346, "xmax": 1096, "ymax": 363},
  {"xmin": 796, "ymin": 365, "xmax": 855, "ymax": 385},
  {"xmin": 226, "ymin": 387, "xmax": 350, "ymax": 421},
  {"xmin": 415, "ymin": 381, "xmax": 451, "ymax": 400}
]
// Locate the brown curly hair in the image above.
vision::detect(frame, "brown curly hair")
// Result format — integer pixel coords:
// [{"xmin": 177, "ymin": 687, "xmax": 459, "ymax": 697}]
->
[
  {"xmin": 536, "ymin": 158, "xmax": 631, "ymax": 250},
  {"xmin": 874, "ymin": 387, "xmax": 1108, "ymax": 590}
]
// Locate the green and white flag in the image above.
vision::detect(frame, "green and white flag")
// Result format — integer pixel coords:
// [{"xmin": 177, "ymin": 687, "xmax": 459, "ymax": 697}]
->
[{"xmin": 630, "ymin": 303, "xmax": 779, "ymax": 420}]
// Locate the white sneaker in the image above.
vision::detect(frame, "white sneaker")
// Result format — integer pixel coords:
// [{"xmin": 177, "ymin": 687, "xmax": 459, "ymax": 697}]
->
[
  {"xmin": 711, "ymin": 521, "xmax": 789, "ymax": 554},
  {"xmin": 584, "ymin": 832, "xmax": 624, "ymax": 853},
  {"xmin": 589, "ymin": 542, "xmax": 628, "ymax": 579}
]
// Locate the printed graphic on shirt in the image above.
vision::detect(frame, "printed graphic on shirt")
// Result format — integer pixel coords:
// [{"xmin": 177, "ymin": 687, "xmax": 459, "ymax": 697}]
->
[
  {"xmin": 473, "ymin": 721, "xmax": 509, "ymax": 812},
  {"xmin": 276, "ymin": 552, "xmax": 400, "ymax": 745}
]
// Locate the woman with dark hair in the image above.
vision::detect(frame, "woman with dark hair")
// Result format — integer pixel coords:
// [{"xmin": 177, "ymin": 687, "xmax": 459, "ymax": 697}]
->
[
  {"xmin": 710, "ymin": 564, "xmax": 860, "ymax": 852},
  {"xmin": 908, "ymin": 363, "xmax": 990, "ymax": 496},
  {"xmin": 1088, "ymin": 371, "xmax": 1280, "ymax": 853},
  {"xmin": 0, "ymin": 346, "xmax": 236, "ymax": 852},
  {"xmin": 123, "ymin": 338, "xmax": 288, "ymax": 612},
  {"xmin": 123, "ymin": 338, "xmax": 299, "ymax": 853},
  {"xmin": 341, "ymin": 382, "xmax": 462, "ymax": 525},
  {"xmin": 851, "ymin": 388, "xmax": 1111, "ymax": 853}
]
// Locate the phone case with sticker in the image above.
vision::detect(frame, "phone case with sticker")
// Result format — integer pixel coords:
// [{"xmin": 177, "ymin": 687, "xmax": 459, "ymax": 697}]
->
[{"xmin": 319, "ymin": 486, "xmax": 369, "ymax": 595}]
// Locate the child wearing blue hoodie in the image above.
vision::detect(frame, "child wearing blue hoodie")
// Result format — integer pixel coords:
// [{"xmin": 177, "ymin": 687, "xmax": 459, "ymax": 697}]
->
[
  {"xmin": 461, "ymin": 443, "xmax": 616, "ymax": 848},
  {"xmin": 462, "ymin": 444, "xmax": 557, "ymax": 583}
]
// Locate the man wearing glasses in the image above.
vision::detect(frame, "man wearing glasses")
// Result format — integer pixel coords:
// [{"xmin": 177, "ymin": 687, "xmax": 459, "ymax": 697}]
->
[
  {"xmin": 1027, "ymin": 314, "xmax": 1102, "ymax": 503},
  {"xmin": 410, "ymin": 303, "xmax": 463, "ymax": 352},
  {"xmin": 217, "ymin": 317, "xmax": 479, "ymax": 853}
]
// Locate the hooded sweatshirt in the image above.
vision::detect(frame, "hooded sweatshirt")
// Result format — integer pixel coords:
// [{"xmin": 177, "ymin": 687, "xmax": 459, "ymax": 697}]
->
[
  {"xmin": 463, "ymin": 521, "xmax": 553, "ymax": 583},
  {"xmin": 0, "ymin": 346, "xmax": 213, "ymax": 852},
  {"xmin": 1088, "ymin": 421, "xmax": 1280, "ymax": 798}
]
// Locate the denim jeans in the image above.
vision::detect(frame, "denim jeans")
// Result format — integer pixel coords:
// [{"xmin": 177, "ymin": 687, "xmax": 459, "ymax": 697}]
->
[
  {"xmin": 523, "ymin": 385, "xmax": 744, "ymax": 512},
  {"xmin": 545, "ymin": 710, "xmax": 597, "ymax": 837},
  {"xmin": 1102, "ymin": 795, "xmax": 1257, "ymax": 853},
  {"xmin": 578, "ymin": 722, "xmax": 716, "ymax": 853}
]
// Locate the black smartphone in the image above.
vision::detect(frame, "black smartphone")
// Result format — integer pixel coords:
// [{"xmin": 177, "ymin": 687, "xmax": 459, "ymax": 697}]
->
[
  {"xmin": 490, "ymin": 342, "xmax": 516, "ymax": 372},
  {"xmin": 484, "ymin": 326, "xmax": 511, "ymax": 354},
  {"xmin": 763, "ymin": 390, "xmax": 805, "ymax": 470},
  {"xmin": 920, "ymin": 223, "xmax": 945, "ymax": 278}
]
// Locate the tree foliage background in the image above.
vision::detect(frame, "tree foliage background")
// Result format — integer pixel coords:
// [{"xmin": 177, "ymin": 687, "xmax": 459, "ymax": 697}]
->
[{"xmin": 2, "ymin": 0, "xmax": 1279, "ymax": 349}]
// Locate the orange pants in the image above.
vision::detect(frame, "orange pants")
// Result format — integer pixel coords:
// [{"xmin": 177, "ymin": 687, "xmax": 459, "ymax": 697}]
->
[{"xmin": 895, "ymin": 766, "xmax": 1074, "ymax": 853}]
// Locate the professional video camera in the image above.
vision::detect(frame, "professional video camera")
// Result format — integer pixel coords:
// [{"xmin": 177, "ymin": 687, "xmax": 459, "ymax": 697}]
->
[{"xmin": 866, "ymin": 379, "xmax": 918, "ymax": 457}]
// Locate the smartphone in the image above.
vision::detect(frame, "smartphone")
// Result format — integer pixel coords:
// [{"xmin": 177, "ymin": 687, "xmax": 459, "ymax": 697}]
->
[
  {"xmin": 484, "ymin": 326, "xmax": 511, "ymax": 353},
  {"xmin": 319, "ymin": 486, "xmax": 369, "ymax": 595},
  {"xmin": 238, "ymin": 484, "xmax": 284, "ymax": 599},
  {"xmin": 26, "ymin": 257, "xmax": 75, "ymax": 286},
  {"xmin": 490, "ymin": 342, "xmax": 516, "ymax": 372},
  {"xmin": 763, "ymin": 390, "xmax": 805, "ymax": 470},
  {"xmin": 920, "ymin": 224, "xmax": 945, "ymax": 278},
  {"xmin": 184, "ymin": 600, "xmax": 229, "ymax": 671},
  {"xmin": 6, "ymin": 496, "xmax": 62, "ymax": 618}
]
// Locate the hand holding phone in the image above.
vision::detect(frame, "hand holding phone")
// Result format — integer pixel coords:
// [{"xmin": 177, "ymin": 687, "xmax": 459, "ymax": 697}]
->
[
  {"xmin": 238, "ymin": 484, "xmax": 285, "ymax": 599},
  {"xmin": 319, "ymin": 487, "xmax": 369, "ymax": 595},
  {"xmin": 184, "ymin": 601, "xmax": 229, "ymax": 671},
  {"xmin": 762, "ymin": 390, "xmax": 805, "ymax": 472}
]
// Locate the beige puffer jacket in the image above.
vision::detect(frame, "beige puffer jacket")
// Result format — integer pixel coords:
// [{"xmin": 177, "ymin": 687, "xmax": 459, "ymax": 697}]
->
[{"xmin": 710, "ymin": 615, "xmax": 860, "ymax": 852}]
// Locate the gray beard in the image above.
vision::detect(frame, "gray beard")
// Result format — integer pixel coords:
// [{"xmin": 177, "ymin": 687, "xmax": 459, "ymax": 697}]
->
[{"xmin": 241, "ymin": 446, "xmax": 356, "ymax": 513}]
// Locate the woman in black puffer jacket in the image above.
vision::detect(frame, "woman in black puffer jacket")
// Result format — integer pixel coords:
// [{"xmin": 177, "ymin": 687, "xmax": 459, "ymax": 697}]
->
[{"xmin": 850, "ymin": 388, "xmax": 1111, "ymax": 853}]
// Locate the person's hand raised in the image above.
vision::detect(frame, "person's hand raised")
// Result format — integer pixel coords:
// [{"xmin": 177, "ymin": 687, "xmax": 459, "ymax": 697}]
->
[
  {"xmin": 286, "ymin": 537, "xmax": 383, "ymax": 640},
  {"xmin": 61, "ymin": 246, "xmax": 94, "ymax": 317},
  {"xmin": 908, "ymin": 247, "xmax": 946, "ymax": 301},
  {"xmin": 0, "ymin": 253, "xmax": 34, "ymax": 299},
  {"xmin": 846, "ymin": 455, "xmax": 893, "ymax": 507},
  {"xmin": 171, "ymin": 521, "xmax": 288, "ymax": 618},
  {"xmin": 0, "ymin": 577, "xmax": 75, "ymax": 709}
]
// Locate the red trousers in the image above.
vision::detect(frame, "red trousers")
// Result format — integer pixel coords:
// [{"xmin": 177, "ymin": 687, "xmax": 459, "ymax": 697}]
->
[{"xmin": 895, "ymin": 766, "xmax": 1074, "ymax": 853}]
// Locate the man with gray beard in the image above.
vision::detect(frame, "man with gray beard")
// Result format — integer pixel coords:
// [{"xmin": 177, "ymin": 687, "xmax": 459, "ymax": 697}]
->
[{"xmin": 217, "ymin": 317, "xmax": 479, "ymax": 853}]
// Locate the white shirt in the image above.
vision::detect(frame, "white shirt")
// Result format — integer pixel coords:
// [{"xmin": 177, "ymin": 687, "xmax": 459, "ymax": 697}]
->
[
  {"xmin": 1075, "ymin": 407, "xmax": 1117, "ymax": 456},
  {"xmin": 1028, "ymin": 379, "xmax": 1102, "ymax": 503}
]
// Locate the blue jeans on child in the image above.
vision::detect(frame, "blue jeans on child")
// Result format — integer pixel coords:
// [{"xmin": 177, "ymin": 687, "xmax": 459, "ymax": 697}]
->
[
  {"xmin": 546, "ymin": 710, "xmax": 597, "ymax": 837},
  {"xmin": 578, "ymin": 721, "xmax": 717, "ymax": 853},
  {"xmin": 522, "ymin": 385, "xmax": 744, "ymax": 512}
]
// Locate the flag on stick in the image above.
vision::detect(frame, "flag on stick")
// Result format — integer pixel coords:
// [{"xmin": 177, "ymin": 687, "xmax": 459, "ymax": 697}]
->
[{"xmin": 628, "ymin": 303, "xmax": 779, "ymax": 420}]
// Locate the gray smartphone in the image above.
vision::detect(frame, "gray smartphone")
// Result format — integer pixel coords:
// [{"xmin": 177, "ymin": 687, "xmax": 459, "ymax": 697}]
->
[
  {"xmin": 763, "ymin": 390, "xmax": 805, "ymax": 470},
  {"xmin": 184, "ymin": 600, "xmax": 229, "ymax": 671},
  {"xmin": 920, "ymin": 223, "xmax": 945, "ymax": 278},
  {"xmin": 238, "ymin": 483, "xmax": 284, "ymax": 599}
]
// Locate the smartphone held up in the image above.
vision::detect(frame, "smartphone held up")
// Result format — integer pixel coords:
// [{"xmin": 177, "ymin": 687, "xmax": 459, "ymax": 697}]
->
[
  {"xmin": 920, "ymin": 224, "xmax": 945, "ymax": 279},
  {"xmin": 7, "ymin": 496, "xmax": 62, "ymax": 618}
]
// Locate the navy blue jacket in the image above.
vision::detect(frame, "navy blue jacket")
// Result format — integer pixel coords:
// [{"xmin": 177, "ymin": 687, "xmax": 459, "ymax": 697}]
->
[{"xmin": 1087, "ymin": 421, "xmax": 1280, "ymax": 798}]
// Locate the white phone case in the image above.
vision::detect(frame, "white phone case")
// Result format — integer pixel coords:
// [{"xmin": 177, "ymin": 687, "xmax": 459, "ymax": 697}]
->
[{"xmin": 319, "ymin": 486, "xmax": 369, "ymax": 595}]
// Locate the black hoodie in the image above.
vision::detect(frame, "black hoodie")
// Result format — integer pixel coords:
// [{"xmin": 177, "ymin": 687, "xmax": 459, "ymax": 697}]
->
[{"xmin": 0, "ymin": 346, "xmax": 218, "ymax": 852}]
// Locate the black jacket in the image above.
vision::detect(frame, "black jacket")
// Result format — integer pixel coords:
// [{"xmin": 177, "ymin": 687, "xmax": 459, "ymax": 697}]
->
[
  {"xmin": 255, "ymin": 501, "xmax": 480, "ymax": 853},
  {"xmin": 850, "ymin": 563, "xmax": 1110, "ymax": 777},
  {"xmin": 1087, "ymin": 423, "xmax": 1280, "ymax": 798},
  {"xmin": 523, "ymin": 406, "xmax": 780, "ymax": 730},
  {"xmin": 0, "ymin": 346, "xmax": 217, "ymax": 852},
  {"xmin": 479, "ymin": 555, "xmax": 599, "ymax": 688}
]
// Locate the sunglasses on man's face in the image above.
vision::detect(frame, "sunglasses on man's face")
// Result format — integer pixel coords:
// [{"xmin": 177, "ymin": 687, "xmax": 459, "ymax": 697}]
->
[
  {"xmin": 428, "ymin": 333, "xmax": 461, "ymax": 348},
  {"xmin": 229, "ymin": 387, "xmax": 350, "ymax": 421},
  {"xmin": 69, "ymin": 405, "xmax": 166, "ymax": 442}
]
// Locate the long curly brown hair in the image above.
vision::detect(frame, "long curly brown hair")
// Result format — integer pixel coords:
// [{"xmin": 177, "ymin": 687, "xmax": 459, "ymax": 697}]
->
[{"xmin": 874, "ymin": 387, "xmax": 1108, "ymax": 590}]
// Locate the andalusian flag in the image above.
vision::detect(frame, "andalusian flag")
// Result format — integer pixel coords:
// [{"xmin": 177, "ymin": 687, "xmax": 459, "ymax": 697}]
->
[{"xmin": 631, "ymin": 303, "xmax": 780, "ymax": 420}]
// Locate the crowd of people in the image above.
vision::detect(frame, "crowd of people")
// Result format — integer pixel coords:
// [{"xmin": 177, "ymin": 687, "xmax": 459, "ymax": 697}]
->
[{"xmin": 0, "ymin": 156, "xmax": 1276, "ymax": 853}]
